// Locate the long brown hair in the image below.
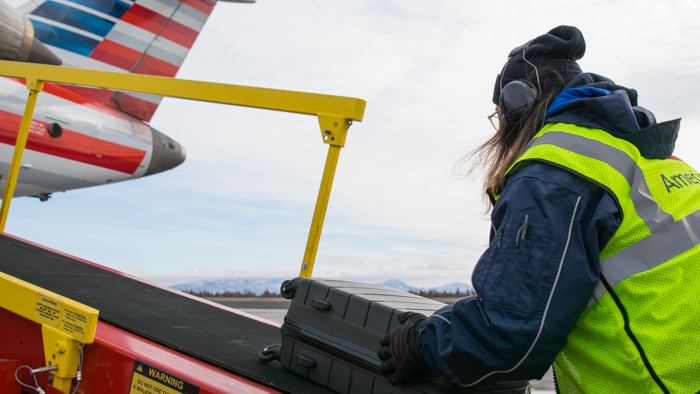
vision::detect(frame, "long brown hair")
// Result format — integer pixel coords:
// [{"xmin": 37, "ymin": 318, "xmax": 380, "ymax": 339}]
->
[{"xmin": 467, "ymin": 67, "xmax": 568, "ymax": 204}]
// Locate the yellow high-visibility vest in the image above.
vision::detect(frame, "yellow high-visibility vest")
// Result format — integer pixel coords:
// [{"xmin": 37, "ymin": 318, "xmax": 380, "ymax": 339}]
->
[{"xmin": 504, "ymin": 123, "xmax": 700, "ymax": 393}]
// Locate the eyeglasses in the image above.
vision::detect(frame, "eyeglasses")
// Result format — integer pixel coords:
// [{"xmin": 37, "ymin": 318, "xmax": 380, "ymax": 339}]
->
[{"xmin": 488, "ymin": 110, "xmax": 500, "ymax": 131}]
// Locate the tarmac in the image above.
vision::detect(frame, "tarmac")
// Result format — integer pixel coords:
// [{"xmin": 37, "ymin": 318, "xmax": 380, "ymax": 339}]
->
[{"xmin": 206, "ymin": 297, "xmax": 556, "ymax": 392}]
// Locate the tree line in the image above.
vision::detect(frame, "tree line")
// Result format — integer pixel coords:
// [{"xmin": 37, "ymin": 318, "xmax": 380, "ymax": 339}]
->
[
  {"xmin": 182, "ymin": 289, "xmax": 281, "ymax": 298},
  {"xmin": 411, "ymin": 288, "xmax": 476, "ymax": 298},
  {"xmin": 183, "ymin": 288, "xmax": 476, "ymax": 298}
]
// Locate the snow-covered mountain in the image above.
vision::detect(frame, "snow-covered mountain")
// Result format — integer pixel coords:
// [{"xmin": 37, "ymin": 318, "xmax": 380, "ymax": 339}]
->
[
  {"xmin": 171, "ymin": 278, "xmax": 473, "ymax": 296},
  {"xmin": 171, "ymin": 278, "xmax": 286, "ymax": 295},
  {"xmin": 374, "ymin": 280, "xmax": 473, "ymax": 294}
]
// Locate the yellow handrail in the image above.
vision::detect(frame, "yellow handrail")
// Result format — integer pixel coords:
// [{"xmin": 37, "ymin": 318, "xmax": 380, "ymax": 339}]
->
[
  {"xmin": 0, "ymin": 60, "xmax": 367, "ymax": 277},
  {"xmin": 0, "ymin": 61, "xmax": 366, "ymax": 120}
]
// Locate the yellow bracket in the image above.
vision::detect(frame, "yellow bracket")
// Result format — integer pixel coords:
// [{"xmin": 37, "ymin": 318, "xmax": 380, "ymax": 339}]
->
[
  {"xmin": 0, "ymin": 271, "xmax": 98, "ymax": 393},
  {"xmin": 42, "ymin": 325, "xmax": 81, "ymax": 393},
  {"xmin": 318, "ymin": 114, "xmax": 350, "ymax": 147}
]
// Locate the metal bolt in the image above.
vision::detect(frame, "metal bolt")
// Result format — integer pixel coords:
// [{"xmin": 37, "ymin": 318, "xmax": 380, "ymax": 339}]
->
[
  {"xmin": 323, "ymin": 129, "xmax": 331, "ymax": 135},
  {"xmin": 48, "ymin": 375, "xmax": 54, "ymax": 384},
  {"xmin": 55, "ymin": 340, "xmax": 67, "ymax": 354}
]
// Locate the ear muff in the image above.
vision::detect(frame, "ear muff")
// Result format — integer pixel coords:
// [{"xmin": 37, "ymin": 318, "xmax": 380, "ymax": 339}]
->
[
  {"xmin": 498, "ymin": 79, "xmax": 539, "ymax": 127},
  {"xmin": 497, "ymin": 39, "xmax": 540, "ymax": 127}
]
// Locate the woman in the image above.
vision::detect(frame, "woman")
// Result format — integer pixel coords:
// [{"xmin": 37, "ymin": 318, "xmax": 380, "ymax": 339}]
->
[{"xmin": 378, "ymin": 26, "xmax": 700, "ymax": 393}]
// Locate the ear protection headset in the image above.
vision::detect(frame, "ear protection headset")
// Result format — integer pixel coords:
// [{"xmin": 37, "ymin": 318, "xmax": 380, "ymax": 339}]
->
[{"xmin": 498, "ymin": 40, "xmax": 541, "ymax": 127}]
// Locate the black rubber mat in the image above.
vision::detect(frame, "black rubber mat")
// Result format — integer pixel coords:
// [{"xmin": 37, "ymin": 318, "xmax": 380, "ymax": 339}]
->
[{"xmin": 0, "ymin": 234, "xmax": 331, "ymax": 394}]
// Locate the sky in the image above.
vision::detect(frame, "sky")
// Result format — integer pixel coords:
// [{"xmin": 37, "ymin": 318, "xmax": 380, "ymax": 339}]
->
[{"xmin": 4, "ymin": 0, "xmax": 700, "ymax": 288}]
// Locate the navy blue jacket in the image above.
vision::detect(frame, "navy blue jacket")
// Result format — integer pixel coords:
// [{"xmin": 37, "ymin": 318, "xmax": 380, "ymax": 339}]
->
[{"xmin": 420, "ymin": 73, "xmax": 681, "ymax": 384}]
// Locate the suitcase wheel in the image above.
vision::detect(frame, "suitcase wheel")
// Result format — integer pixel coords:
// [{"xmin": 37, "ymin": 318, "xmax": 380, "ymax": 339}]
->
[
  {"xmin": 258, "ymin": 343, "xmax": 281, "ymax": 363},
  {"xmin": 297, "ymin": 353, "xmax": 317, "ymax": 368},
  {"xmin": 280, "ymin": 278, "xmax": 300, "ymax": 299}
]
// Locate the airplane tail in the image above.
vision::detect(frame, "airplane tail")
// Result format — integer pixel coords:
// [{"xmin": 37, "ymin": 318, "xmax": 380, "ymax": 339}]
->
[{"xmin": 17, "ymin": 0, "xmax": 220, "ymax": 121}]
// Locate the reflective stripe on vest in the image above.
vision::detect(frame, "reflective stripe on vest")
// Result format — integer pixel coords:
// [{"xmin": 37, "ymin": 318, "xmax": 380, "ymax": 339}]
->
[
  {"xmin": 502, "ymin": 123, "xmax": 700, "ymax": 394},
  {"xmin": 520, "ymin": 130, "xmax": 700, "ymax": 307}
]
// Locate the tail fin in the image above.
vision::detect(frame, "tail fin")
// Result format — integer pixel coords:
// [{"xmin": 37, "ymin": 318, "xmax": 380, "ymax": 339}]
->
[{"xmin": 19, "ymin": 0, "xmax": 218, "ymax": 121}]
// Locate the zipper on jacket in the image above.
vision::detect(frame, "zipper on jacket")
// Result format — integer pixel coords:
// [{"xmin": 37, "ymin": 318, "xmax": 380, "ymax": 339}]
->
[
  {"xmin": 515, "ymin": 215, "xmax": 529, "ymax": 248},
  {"xmin": 497, "ymin": 226, "xmax": 504, "ymax": 249}
]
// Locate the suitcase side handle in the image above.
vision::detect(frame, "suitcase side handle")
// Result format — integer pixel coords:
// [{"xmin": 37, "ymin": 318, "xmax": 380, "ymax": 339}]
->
[
  {"xmin": 311, "ymin": 299, "xmax": 332, "ymax": 311},
  {"xmin": 297, "ymin": 353, "xmax": 317, "ymax": 368}
]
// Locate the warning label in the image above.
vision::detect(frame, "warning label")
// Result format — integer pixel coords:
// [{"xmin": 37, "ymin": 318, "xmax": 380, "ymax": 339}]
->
[
  {"xmin": 34, "ymin": 293, "xmax": 62, "ymax": 328},
  {"xmin": 28, "ymin": 120, "xmax": 46, "ymax": 137},
  {"xmin": 129, "ymin": 361, "xmax": 199, "ymax": 394},
  {"xmin": 61, "ymin": 306, "xmax": 89, "ymax": 342}
]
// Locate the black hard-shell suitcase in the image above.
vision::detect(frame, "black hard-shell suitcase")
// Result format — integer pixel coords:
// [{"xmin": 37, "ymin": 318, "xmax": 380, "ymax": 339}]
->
[{"xmin": 260, "ymin": 277, "xmax": 529, "ymax": 394}]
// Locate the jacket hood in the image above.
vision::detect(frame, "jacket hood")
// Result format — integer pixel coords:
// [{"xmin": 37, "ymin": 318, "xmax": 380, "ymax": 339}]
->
[{"xmin": 544, "ymin": 73, "xmax": 680, "ymax": 159}]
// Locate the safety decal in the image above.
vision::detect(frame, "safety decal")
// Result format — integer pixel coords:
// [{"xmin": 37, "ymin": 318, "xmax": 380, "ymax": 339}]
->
[
  {"xmin": 34, "ymin": 293, "xmax": 62, "ymax": 328},
  {"xmin": 61, "ymin": 306, "xmax": 90, "ymax": 342},
  {"xmin": 33, "ymin": 293, "xmax": 92, "ymax": 341},
  {"xmin": 129, "ymin": 360, "xmax": 199, "ymax": 394}
]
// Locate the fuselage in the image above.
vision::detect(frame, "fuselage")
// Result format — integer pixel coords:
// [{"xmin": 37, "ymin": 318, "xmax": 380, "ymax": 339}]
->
[{"xmin": 0, "ymin": 75, "xmax": 185, "ymax": 199}]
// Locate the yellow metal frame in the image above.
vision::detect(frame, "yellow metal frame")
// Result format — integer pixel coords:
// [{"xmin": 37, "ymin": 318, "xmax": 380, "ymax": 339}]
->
[
  {"xmin": 0, "ymin": 60, "xmax": 366, "ymax": 277},
  {"xmin": 0, "ymin": 271, "xmax": 98, "ymax": 392}
]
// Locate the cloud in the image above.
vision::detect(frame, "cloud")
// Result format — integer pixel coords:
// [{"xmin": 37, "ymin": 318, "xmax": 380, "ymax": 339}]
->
[{"xmin": 6, "ymin": 0, "xmax": 700, "ymax": 289}]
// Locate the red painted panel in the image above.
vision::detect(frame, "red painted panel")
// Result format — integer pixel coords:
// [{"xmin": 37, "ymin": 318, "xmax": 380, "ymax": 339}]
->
[
  {"xmin": 160, "ymin": 19, "xmax": 198, "ymax": 49},
  {"xmin": 6, "ymin": 78, "xmax": 122, "ymax": 117},
  {"xmin": 121, "ymin": 2, "xmax": 201, "ymax": 49},
  {"xmin": 0, "ymin": 110, "xmax": 146, "ymax": 174},
  {"xmin": 53, "ymin": 85, "xmax": 118, "ymax": 108},
  {"xmin": 92, "ymin": 322, "xmax": 280, "ymax": 394},
  {"xmin": 114, "ymin": 93, "xmax": 159, "ymax": 122},
  {"xmin": 90, "ymin": 39, "xmax": 142, "ymax": 71},
  {"xmin": 0, "ymin": 360, "xmax": 21, "ymax": 393},
  {"xmin": 45, "ymin": 385, "xmax": 67, "ymax": 394},
  {"xmin": 183, "ymin": 0, "xmax": 215, "ymax": 16},
  {"xmin": 0, "ymin": 309, "xmax": 280, "ymax": 394},
  {"xmin": 121, "ymin": 4, "xmax": 168, "ymax": 35},
  {"xmin": 0, "ymin": 308, "xmax": 50, "ymax": 390},
  {"xmin": 134, "ymin": 54, "xmax": 179, "ymax": 78}
]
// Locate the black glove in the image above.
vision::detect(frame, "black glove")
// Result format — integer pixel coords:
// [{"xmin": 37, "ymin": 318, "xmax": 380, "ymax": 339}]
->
[{"xmin": 377, "ymin": 312, "xmax": 429, "ymax": 386}]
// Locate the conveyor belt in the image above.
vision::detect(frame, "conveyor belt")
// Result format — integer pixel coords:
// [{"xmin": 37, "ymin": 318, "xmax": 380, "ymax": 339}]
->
[{"xmin": 0, "ymin": 234, "xmax": 331, "ymax": 394}]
